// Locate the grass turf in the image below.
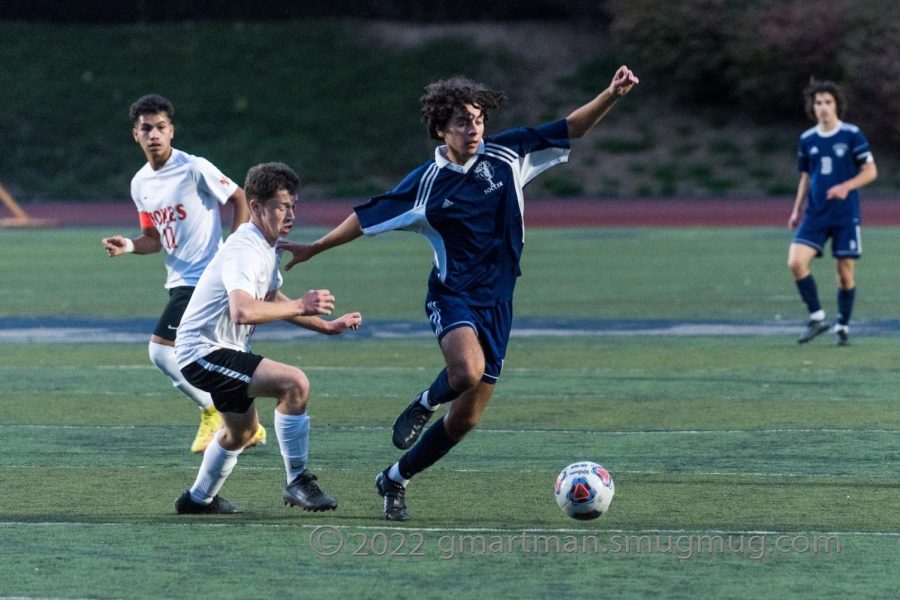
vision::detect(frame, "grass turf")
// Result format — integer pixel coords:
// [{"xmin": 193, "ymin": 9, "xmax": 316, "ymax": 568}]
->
[{"xmin": 1, "ymin": 227, "xmax": 899, "ymax": 598}]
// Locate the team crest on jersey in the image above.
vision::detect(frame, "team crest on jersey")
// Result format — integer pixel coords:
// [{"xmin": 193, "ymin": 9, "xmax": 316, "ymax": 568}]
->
[
  {"xmin": 474, "ymin": 161, "xmax": 504, "ymax": 195},
  {"xmin": 833, "ymin": 143, "xmax": 848, "ymax": 158},
  {"xmin": 810, "ymin": 146, "xmax": 819, "ymax": 155}
]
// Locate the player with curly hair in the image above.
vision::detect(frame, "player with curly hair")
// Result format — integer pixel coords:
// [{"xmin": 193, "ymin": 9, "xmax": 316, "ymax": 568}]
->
[{"xmin": 280, "ymin": 66, "xmax": 638, "ymax": 520}]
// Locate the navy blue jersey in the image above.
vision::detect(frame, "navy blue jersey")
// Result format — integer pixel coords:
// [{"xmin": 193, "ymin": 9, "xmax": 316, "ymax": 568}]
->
[
  {"xmin": 797, "ymin": 121, "xmax": 873, "ymax": 224},
  {"xmin": 355, "ymin": 119, "xmax": 570, "ymax": 305}
]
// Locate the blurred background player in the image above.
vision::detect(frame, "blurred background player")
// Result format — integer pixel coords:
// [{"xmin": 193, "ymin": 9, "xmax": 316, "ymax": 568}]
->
[
  {"xmin": 173, "ymin": 162, "xmax": 361, "ymax": 514},
  {"xmin": 101, "ymin": 94, "xmax": 265, "ymax": 452},
  {"xmin": 788, "ymin": 80, "xmax": 878, "ymax": 346},
  {"xmin": 280, "ymin": 65, "xmax": 638, "ymax": 520}
]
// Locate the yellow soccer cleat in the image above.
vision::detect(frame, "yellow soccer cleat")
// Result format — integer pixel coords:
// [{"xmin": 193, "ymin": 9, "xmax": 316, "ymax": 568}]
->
[
  {"xmin": 190, "ymin": 406, "xmax": 223, "ymax": 453},
  {"xmin": 245, "ymin": 424, "xmax": 267, "ymax": 449}
]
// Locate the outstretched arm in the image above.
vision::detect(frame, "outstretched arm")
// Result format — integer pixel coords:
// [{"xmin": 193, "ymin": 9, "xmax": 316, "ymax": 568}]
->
[
  {"xmin": 228, "ymin": 288, "xmax": 335, "ymax": 325},
  {"xmin": 280, "ymin": 212, "xmax": 364, "ymax": 271},
  {"xmin": 274, "ymin": 291, "xmax": 362, "ymax": 334},
  {"xmin": 102, "ymin": 225, "xmax": 163, "ymax": 257},
  {"xmin": 565, "ymin": 65, "xmax": 639, "ymax": 140}
]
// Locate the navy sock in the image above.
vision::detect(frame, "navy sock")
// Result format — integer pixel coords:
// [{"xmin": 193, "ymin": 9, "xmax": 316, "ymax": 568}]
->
[
  {"xmin": 425, "ymin": 368, "xmax": 461, "ymax": 407},
  {"xmin": 837, "ymin": 288, "xmax": 856, "ymax": 326},
  {"xmin": 398, "ymin": 419, "xmax": 458, "ymax": 480},
  {"xmin": 795, "ymin": 275, "xmax": 822, "ymax": 314}
]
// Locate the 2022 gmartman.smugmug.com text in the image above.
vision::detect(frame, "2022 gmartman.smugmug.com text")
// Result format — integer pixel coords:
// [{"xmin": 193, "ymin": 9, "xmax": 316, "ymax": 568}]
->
[{"xmin": 307, "ymin": 526, "xmax": 841, "ymax": 560}]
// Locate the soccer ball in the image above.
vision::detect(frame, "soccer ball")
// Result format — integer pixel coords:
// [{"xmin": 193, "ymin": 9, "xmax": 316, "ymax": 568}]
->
[{"xmin": 554, "ymin": 461, "xmax": 615, "ymax": 520}]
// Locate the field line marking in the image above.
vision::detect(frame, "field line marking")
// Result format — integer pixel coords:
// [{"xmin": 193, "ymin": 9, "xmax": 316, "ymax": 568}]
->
[
  {"xmin": 0, "ymin": 521, "xmax": 896, "ymax": 537},
  {"xmin": 0, "ymin": 424, "xmax": 896, "ymax": 435},
  {"xmin": 0, "ymin": 464, "xmax": 894, "ymax": 480}
]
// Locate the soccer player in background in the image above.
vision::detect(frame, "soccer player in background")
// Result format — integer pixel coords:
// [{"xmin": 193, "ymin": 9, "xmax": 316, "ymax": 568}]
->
[
  {"xmin": 102, "ymin": 94, "xmax": 265, "ymax": 452},
  {"xmin": 174, "ymin": 162, "xmax": 362, "ymax": 514},
  {"xmin": 788, "ymin": 80, "xmax": 878, "ymax": 346},
  {"xmin": 280, "ymin": 65, "xmax": 639, "ymax": 520}
]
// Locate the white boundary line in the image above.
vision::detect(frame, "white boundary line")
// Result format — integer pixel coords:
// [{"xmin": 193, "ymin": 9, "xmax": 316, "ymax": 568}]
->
[
  {"xmin": 0, "ymin": 423, "xmax": 895, "ymax": 435},
  {"xmin": 0, "ymin": 521, "xmax": 896, "ymax": 537}
]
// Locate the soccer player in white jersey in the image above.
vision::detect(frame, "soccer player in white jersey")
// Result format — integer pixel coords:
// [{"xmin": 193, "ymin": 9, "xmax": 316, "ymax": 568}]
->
[
  {"xmin": 173, "ymin": 162, "xmax": 362, "ymax": 514},
  {"xmin": 788, "ymin": 80, "xmax": 877, "ymax": 346},
  {"xmin": 280, "ymin": 66, "xmax": 639, "ymax": 520},
  {"xmin": 102, "ymin": 94, "xmax": 265, "ymax": 453}
]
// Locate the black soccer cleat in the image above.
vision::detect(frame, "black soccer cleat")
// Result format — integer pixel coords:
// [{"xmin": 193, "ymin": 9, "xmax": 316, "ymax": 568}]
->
[
  {"xmin": 392, "ymin": 392, "xmax": 435, "ymax": 450},
  {"xmin": 175, "ymin": 490, "xmax": 241, "ymax": 514},
  {"xmin": 797, "ymin": 319, "xmax": 829, "ymax": 344},
  {"xmin": 835, "ymin": 326, "xmax": 850, "ymax": 347},
  {"xmin": 283, "ymin": 470, "xmax": 337, "ymax": 512},
  {"xmin": 375, "ymin": 469, "xmax": 409, "ymax": 521}
]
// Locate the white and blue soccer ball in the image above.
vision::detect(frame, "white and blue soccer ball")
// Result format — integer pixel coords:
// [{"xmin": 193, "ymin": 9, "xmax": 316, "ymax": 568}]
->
[{"xmin": 554, "ymin": 461, "xmax": 615, "ymax": 520}]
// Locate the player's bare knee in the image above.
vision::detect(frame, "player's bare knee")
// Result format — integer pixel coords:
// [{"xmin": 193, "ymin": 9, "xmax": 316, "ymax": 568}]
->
[
  {"xmin": 447, "ymin": 366, "xmax": 482, "ymax": 392},
  {"xmin": 277, "ymin": 367, "xmax": 309, "ymax": 397},
  {"xmin": 220, "ymin": 426, "xmax": 254, "ymax": 450},
  {"xmin": 276, "ymin": 369, "xmax": 310, "ymax": 412},
  {"xmin": 787, "ymin": 257, "xmax": 806, "ymax": 277}
]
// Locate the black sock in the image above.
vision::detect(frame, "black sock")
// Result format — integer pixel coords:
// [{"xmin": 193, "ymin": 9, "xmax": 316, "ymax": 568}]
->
[
  {"xmin": 795, "ymin": 274, "xmax": 822, "ymax": 315},
  {"xmin": 837, "ymin": 288, "xmax": 855, "ymax": 326},
  {"xmin": 398, "ymin": 419, "xmax": 458, "ymax": 479}
]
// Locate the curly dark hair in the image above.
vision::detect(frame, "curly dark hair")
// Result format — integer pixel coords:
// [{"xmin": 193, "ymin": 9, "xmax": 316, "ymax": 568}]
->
[
  {"xmin": 803, "ymin": 79, "xmax": 846, "ymax": 120},
  {"xmin": 129, "ymin": 94, "xmax": 175, "ymax": 124},
  {"xmin": 420, "ymin": 77, "xmax": 506, "ymax": 140},
  {"xmin": 244, "ymin": 162, "xmax": 300, "ymax": 203}
]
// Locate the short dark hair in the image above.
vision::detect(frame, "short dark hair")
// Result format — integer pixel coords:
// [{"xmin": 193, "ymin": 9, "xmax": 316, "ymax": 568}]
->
[
  {"xmin": 130, "ymin": 94, "xmax": 175, "ymax": 124},
  {"xmin": 244, "ymin": 162, "xmax": 300, "ymax": 203},
  {"xmin": 803, "ymin": 79, "xmax": 846, "ymax": 120},
  {"xmin": 420, "ymin": 77, "xmax": 506, "ymax": 140}
]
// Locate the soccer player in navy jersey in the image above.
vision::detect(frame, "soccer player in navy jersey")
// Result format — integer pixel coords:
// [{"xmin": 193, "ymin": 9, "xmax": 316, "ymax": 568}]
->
[
  {"xmin": 788, "ymin": 80, "xmax": 877, "ymax": 346},
  {"xmin": 280, "ymin": 66, "xmax": 638, "ymax": 520}
]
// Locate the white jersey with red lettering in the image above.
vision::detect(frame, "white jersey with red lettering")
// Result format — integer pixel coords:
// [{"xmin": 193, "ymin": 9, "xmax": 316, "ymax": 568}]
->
[{"xmin": 131, "ymin": 148, "xmax": 238, "ymax": 288}]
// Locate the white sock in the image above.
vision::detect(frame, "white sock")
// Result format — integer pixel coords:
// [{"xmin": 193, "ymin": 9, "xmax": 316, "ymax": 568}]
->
[
  {"xmin": 388, "ymin": 462, "xmax": 409, "ymax": 487},
  {"xmin": 275, "ymin": 411, "xmax": 310, "ymax": 484},
  {"xmin": 189, "ymin": 436, "xmax": 241, "ymax": 504},
  {"xmin": 809, "ymin": 309, "xmax": 826, "ymax": 321},
  {"xmin": 148, "ymin": 341, "xmax": 214, "ymax": 410},
  {"xmin": 418, "ymin": 390, "xmax": 438, "ymax": 411}
]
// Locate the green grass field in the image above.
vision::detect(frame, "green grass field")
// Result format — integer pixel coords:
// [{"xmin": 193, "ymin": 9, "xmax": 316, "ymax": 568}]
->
[{"xmin": 1, "ymin": 227, "xmax": 899, "ymax": 598}]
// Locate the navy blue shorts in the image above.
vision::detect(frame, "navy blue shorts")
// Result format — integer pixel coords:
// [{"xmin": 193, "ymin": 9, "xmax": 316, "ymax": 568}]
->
[
  {"xmin": 180, "ymin": 348, "xmax": 264, "ymax": 414},
  {"xmin": 153, "ymin": 286, "xmax": 195, "ymax": 341},
  {"xmin": 425, "ymin": 294, "xmax": 512, "ymax": 384},
  {"xmin": 793, "ymin": 219, "xmax": 862, "ymax": 259}
]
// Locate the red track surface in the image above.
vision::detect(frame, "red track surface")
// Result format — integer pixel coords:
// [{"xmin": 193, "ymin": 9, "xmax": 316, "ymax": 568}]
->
[{"xmin": 11, "ymin": 198, "xmax": 900, "ymax": 228}]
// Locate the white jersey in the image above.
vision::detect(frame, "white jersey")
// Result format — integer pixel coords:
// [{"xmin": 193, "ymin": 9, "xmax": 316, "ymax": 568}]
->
[
  {"xmin": 131, "ymin": 148, "xmax": 238, "ymax": 288},
  {"xmin": 175, "ymin": 222, "xmax": 283, "ymax": 368}
]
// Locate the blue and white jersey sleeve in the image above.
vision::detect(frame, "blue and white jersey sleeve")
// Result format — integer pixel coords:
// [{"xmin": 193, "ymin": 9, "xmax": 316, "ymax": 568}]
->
[
  {"xmin": 486, "ymin": 119, "xmax": 570, "ymax": 185},
  {"xmin": 354, "ymin": 164, "xmax": 433, "ymax": 236},
  {"xmin": 851, "ymin": 128, "xmax": 873, "ymax": 168}
]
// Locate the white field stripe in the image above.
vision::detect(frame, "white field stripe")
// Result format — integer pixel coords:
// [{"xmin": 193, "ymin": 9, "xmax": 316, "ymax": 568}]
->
[
  {"xmin": 1, "ymin": 423, "xmax": 896, "ymax": 435},
  {"xmin": 0, "ymin": 463, "xmax": 893, "ymax": 482},
  {"xmin": 0, "ymin": 424, "xmax": 895, "ymax": 435},
  {"xmin": 0, "ymin": 521, "xmax": 895, "ymax": 537}
]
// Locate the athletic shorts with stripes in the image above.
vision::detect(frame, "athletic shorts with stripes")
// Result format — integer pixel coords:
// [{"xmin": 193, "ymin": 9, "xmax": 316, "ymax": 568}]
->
[
  {"xmin": 425, "ymin": 293, "xmax": 512, "ymax": 384},
  {"xmin": 180, "ymin": 348, "xmax": 264, "ymax": 413}
]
